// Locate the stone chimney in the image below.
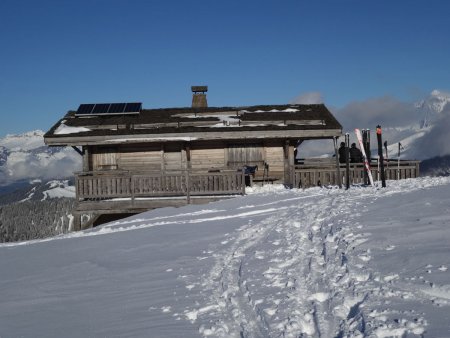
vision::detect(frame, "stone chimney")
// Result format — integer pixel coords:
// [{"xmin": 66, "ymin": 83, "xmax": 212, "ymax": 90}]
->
[{"xmin": 191, "ymin": 86, "xmax": 208, "ymax": 108}]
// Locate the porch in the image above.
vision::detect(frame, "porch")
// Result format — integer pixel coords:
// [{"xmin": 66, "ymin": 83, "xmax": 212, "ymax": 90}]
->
[{"xmin": 293, "ymin": 159, "xmax": 420, "ymax": 188}]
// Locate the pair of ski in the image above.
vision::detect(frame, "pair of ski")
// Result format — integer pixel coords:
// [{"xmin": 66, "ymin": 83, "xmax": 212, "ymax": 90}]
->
[{"xmin": 354, "ymin": 128, "xmax": 375, "ymax": 187}]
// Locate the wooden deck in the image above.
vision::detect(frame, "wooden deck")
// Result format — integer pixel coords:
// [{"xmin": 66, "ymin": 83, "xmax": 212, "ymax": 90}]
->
[
  {"xmin": 73, "ymin": 160, "xmax": 420, "ymax": 229},
  {"xmin": 294, "ymin": 159, "xmax": 420, "ymax": 188}
]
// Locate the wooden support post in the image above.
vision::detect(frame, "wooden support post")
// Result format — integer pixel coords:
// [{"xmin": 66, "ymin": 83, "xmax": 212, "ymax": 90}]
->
[
  {"xmin": 283, "ymin": 140, "xmax": 293, "ymax": 187},
  {"xmin": 74, "ymin": 174, "xmax": 79, "ymax": 202},
  {"xmin": 73, "ymin": 213, "xmax": 81, "ymax": 231},
  {"xmin": 185, "ymin": 144, "xmax": 191, "ymax": 169},
  {"xmin": 333, "ymin": 137, "xmax": 342, "ymax": 188},
  {"xmin": 82, "ymin": 146, "xmax": 90, "ymax": 172}
]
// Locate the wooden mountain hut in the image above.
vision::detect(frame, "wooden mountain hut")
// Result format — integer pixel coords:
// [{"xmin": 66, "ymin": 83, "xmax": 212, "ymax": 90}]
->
[{"xmin": 44, "ymin": 87, "xmax": 344, "ymax": 229}]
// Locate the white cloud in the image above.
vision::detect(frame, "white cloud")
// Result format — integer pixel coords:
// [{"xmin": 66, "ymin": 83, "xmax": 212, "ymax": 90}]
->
[
  {"xmin": 0, "ymin": 148, "xmax": 81, "ymax": 186},
  {"xmin": 334, "ymin": 96, "xmax": 423, "ymax": 131}
]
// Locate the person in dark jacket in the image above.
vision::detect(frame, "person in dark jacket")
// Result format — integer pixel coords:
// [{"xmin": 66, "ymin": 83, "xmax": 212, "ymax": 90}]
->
[
  {"xmin": 349, "ymin": 143, "xmax": 363, "ymax": 163},
  {"xmin": 338, "ymin": 142, "xmax": 346, "ymax": 163}
]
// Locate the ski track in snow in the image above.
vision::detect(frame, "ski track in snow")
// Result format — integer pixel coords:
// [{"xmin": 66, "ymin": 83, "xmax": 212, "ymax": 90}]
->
[
  {"xmin": 2, "ymin": 177, "xmax": 450, "ymax": 337},
  {"xmin": 182, "ymin": 178, "xmax": 450, "ymax": 337}
]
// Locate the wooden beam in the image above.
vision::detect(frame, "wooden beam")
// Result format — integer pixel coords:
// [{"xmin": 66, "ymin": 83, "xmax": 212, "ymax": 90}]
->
[
  {"xmin": 44, "ymin": 129, "xmax": 343, "ymax": 147},
  {"xmin": 71, "ymin": 146, "xmax": 83, "ymax": 156},
  {"xmin": 82, "ymin": 146, "xmax": 90, "ymax": 172},
  {"xmin": 185, "ymin": 143, "xmax": 191, "ymax": 169},
  {"xmin": 333, "ymin": 137, "xmax": 342, "ymax": 188}
]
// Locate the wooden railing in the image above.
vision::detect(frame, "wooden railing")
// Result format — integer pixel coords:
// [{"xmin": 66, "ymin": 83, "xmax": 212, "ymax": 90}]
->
[
  {"xmin": 75, "ymin": 169, "xmax": 246, "ymax": 202},
  {"xmin": 294, "ymin": 160, "xmax": 420, "ymax": 188}
]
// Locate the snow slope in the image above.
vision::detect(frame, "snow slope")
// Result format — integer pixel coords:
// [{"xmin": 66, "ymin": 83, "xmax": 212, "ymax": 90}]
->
[{"xmin": 1, "ymin": 178, "xmax": 450, "ymax": 337}]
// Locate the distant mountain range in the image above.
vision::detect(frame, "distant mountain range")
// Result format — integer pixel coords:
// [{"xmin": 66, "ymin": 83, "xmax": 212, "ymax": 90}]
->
[
  {"xmin": 0, "ymin": 130, "xmax": 80, "ymax": 188},
  {"xmin": 383, "ymin": 90, "xmax": 450, "ymax": 178},
  {"xmin": 0, "ymin": 179, "xmax": 75, "ymax": 206}
]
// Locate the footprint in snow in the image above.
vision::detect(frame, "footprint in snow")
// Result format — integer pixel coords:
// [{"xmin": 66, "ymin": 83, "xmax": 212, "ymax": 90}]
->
[
  {"xmin": 161, "ymin": 306, "xmax": 171, "ymax": 313},
  {"xmin": 358, "ymin": 254, "xmax": 371, "ymax": 262}
]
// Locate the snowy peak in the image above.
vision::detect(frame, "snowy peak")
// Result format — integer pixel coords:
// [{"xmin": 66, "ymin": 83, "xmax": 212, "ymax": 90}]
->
[
  {"xmin": 0, "ymin": 178, "xmax": 75, "ymax": 205},
  {"xmin": 0, "ymin": 130, "xmax": 80, "ymax": 186},
  {"xmin": 416, "ymin": 90, "xmax": 450, "ymax": 114},
  {"xmin": 416, "ymin": 89, "xmax": 450, "ymax": 128},
  {"xmin": 0, "ymin": 130, "xmax": 45, "ymax": 152},
  {"xmin": 428, "ymin": 89, "xmax": 450, "ymax": 113}
]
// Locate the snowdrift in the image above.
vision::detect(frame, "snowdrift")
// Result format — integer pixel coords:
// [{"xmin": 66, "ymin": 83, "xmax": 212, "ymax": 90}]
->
[{"xmin": 1, "ymin": 177, "xmax": 450, "ymax": 337}]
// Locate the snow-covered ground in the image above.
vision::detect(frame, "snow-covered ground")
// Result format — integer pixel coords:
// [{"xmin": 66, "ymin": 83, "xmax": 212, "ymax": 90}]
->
[
  {"xmin": 1, "ymin": 177, "xmax": 450, "ymax": 337},
  {"xmin": 40, "ymin": 180, "xmax": 75, "ymax": 200}
]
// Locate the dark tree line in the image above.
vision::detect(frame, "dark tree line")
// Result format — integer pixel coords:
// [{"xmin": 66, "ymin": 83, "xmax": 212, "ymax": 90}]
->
[{"xmin": 0, "ymin": 198, "xmax": 75, "ymax": 243}]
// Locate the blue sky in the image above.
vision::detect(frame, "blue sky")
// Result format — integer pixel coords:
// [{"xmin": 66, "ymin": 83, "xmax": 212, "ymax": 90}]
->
[{"xmin": 1, "ymin": 0, "xmax": 449, "ymax": 136}]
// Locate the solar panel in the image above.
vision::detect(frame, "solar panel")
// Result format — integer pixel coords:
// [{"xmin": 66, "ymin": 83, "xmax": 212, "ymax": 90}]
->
[
  {"xmin": 92, "ymin": 103, "xmax": 110, "ymax": 115},
  {"xmin": 109, "ymin": 103, "xmax": 127, "ymax": 114},
  {"xmin": 76, "ymin": 104, "xmax": 95, "ymax": 115},
  {"xmin": 75, "ymin": 102, "xmax": 142, "ymax": 116},
  {"xmin": 124, "ymin": 102, "xmax": 142, "ymax": 113}
]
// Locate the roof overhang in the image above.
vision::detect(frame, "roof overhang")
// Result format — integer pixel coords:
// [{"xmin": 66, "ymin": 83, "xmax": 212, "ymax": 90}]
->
[{"xmin": 45, "ymin": 129, "xmax": 343, "ymax": 147}]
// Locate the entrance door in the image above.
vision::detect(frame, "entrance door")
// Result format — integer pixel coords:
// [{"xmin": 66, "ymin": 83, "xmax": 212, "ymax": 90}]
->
[{"xmin": 227, "ymin": 143, "xmax": 263, "ymax": 168}]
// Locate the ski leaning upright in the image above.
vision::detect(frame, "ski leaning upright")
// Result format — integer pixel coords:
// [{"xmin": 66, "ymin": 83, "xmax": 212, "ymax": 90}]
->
[{"xmin": 355, "ymin": 128, "xmax": 374, "ymax": 186}]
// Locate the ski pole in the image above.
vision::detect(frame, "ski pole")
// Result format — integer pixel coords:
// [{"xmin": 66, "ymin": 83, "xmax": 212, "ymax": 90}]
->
[
  {"xmin": 345, "ymin": 133, "xmax": 350, "ymax": 190},
  {"xmin": 397, "ymin": 142, "xmax": 401, "ymax": 180},
  {"xmin": 376, "ymin": 125, "xmax": 386, "ymax": 187}
]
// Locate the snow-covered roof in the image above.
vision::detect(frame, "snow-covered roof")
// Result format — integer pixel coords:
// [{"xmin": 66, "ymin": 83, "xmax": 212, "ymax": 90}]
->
[{"xmin": 44, "ymin": 104, "xmax": 342, "ymax": 145}]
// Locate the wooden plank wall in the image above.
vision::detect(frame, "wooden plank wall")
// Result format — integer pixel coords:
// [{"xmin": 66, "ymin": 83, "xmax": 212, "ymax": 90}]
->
[
  {"xmin": 91, "ymin": 146, "xmax": 118, "ymax": 170},
  {"xmin": 264, "ymin": 143, "xmax": 285, "ymax": 174},
  {"xmin": 88, "ymin": 141, "xmax": 289, "ymax": 183},
  {"xmin": 191, "ymin": 142, "xmax": 226, "ymax": 170},
  {"xmin": 117, "ymin": 144, "xmax": 163, "ymax": 171},
  {"xmin": 164, "ymin": 144, "xmax": 183, "ymax": 170},
  {"xmin": 227, "ymin": 143, "xmax": 263, "ymax": 166}
]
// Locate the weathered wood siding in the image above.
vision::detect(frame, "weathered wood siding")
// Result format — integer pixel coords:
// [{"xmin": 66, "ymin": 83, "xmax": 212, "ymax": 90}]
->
[
  {"xmin": 163, "ymin": 144, "xmax": 184, "ymax": 170},
  {"xmin": 117, "ymin": 144, "xmax": 162, "ymax": 171},
  {"xmin": 191, "ymin": 143, "xmax": 225, "ymax": 170},
  {"xmin": 264, "ymin": 144, "xmax": 284, "ymax": 173},
  {"xmin": 91, "ymin": 146, "xmax": 118, "ymax": 170},
  {"xmin": 88, "ymin": 141, "xmax": 290, "ymax": 182},
  {"xmin": 227, "ymin": 143, "xmax": 263, "ymax": 167}
]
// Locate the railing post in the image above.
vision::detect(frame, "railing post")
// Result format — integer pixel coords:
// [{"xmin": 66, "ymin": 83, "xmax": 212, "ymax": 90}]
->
[
  {"xmin": 131, "ymin": 174, "xmax": 135, "ymax": 206},
  {"xmin": 185, "ymin": 170, "xmax": 191, "ymax": 204},
  {"xmin": 290, "ymin": 164, "xmax": 295, "ymax": 187},
  {"xmin": 75, "ymin": 175, "xmax": 80, "ymax": 202},
  {"xmin": 333, "ymin": 137, "xmax": 342, "ymax": 188},
  {"xmin": 241, "ymin": 168, "xmax": 246, "ymax": 195}
]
